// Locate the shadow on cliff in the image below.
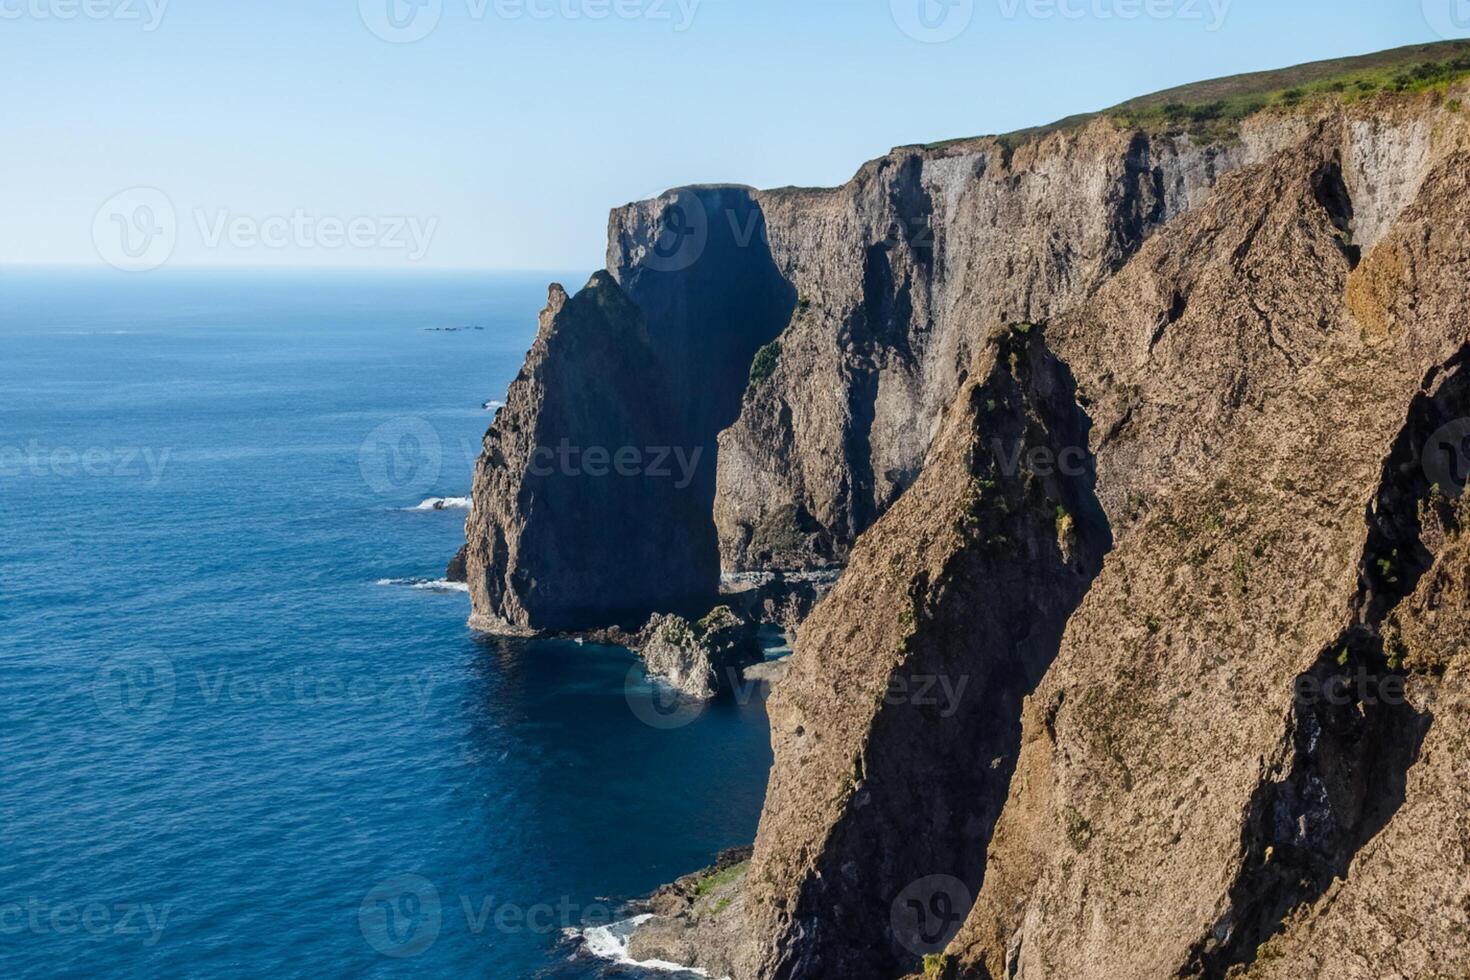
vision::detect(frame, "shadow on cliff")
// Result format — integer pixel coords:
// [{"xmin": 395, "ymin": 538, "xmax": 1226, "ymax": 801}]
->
[
  {"xmin": 1184, "ymin": 346, "xmax": 1470, "ymax": 978},
  {"xmin": 610, "ymin": 187, "xmax": 798, "ymax": 617},
  {"xmin": 770, "ymin": 326, "xmax": 1113, "ymax": 979}
]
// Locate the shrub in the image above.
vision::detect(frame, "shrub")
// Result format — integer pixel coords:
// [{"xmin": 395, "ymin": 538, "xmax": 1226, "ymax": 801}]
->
[
  {"xmin": 748, "ymin": 340, "xmax": 782, "ymax": 388},
  {"xmin": 923, "ymin": 954, "xmax": 954, "ymax": 979}
]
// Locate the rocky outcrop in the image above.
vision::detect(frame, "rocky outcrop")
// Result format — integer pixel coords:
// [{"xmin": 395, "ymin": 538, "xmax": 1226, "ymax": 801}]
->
[
  {"xmin": 462, "ymin": 40, "xmax": 1470, "ymax": 980},
  {"xmin": 614, "ymin": 56, "xmax": 1470, "ymax": 980},
  {"xmin": 464, "ymin": 189, "xmax": 794, "ymax": 634},
  {"xmin": 943, "ymin": 101, "xmax": 1470, "ymax": 980},
  {"xmin": 626, "ymin": 846, "xmax": 755, "ymax": 976},
  {"xmin": 636, "ymin": 606, "xmax": 762, "ymax": 700}
]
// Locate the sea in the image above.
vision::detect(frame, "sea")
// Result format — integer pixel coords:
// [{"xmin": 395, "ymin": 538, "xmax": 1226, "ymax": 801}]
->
[{"xmin": 0, "ymin": 268, "xmax": 776, "ymax": 979}]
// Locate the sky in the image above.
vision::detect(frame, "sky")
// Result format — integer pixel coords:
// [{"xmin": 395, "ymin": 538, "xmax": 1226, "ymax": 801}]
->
[{"xmin": 1, "ymin": 0, "xmax": 1464, "ymax": 272}]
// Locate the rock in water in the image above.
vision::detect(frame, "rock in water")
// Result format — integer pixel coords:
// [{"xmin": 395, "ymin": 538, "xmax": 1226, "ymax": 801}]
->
[
  {"xmin": 636, "ymin": 606, "xmax": 762, "ymax": 700},
  {"xmin": 444, "ymin": 545, "xmax": 468, "ymax": 584}
]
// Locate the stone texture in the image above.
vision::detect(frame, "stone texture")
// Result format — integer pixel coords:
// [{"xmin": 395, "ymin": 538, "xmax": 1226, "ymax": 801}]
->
[
  {"xmin": 636, "ymin": 606, "xmax": 762, "ymax": 701},
  {"xmin": 625, "ymin": 86, "xmax": 1470, "ymax": 980}
]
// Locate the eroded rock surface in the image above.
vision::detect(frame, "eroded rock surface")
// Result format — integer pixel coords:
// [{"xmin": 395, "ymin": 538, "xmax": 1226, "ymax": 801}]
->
[{"xmin": 636, "ymin": 606, "xmax": 762, "ymax": 701}]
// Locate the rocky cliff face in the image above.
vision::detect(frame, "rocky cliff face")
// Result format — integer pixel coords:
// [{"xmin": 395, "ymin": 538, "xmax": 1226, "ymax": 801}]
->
[
  {"xmin": 592, "ymin": 65, "xmax": 1470, "ymax": 980},
  {"xmin": 470, "ymin": 105, "xmax": 1294, "ymax": 633},
  {"xmin": 463, "ymin": 187, "xmax": 794, "ymax": 632},
  {"xmin": 463, "ymin": 41, "xmax": 1470, "ymax": 980},
  {"xmin": 718, "ymin": 93, "xmax": 1470, "ymax": 980}
]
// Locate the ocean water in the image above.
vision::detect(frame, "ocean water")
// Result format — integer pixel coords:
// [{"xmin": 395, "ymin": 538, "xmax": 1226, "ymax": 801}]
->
[{"xmin": 0, "ymin": 269, "xmax": 775, "ymax": 979}]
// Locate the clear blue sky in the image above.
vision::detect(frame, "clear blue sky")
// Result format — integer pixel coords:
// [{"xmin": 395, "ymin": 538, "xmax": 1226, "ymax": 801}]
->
[{"xmin": 1, "ymin": 0, "xmax": 1461, "ymax": 271}]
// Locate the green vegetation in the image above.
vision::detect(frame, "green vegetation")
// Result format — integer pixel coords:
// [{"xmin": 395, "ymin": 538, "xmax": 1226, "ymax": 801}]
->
[
  {"xmin": 1055, "ymin": 504, "xmax": 1074, "ymax": 543},
  {"xmin": 797, "ymin": 297, "xmax": 812, "ymax": 313},
  {"xmin": 923, "ymin": 953, "xmax": 955, "ymax": 979},
  {"xmin": 922, "ymin": 41, "xmax": 1470, "ymax": 150},
  {"xmin": 747, "ymin": 340, "xmax": 782, "ymax": 391},
  {"xmin": 1112, "ymin": 46, "xmax": 1470, "ymax": 142},
  {"xmin": 960, "ymin": 475, "xmax": 1014, "ymax": 554},
  {"xmin": 1064, "ymin": 807, "xmax": 1095, "ymax": 852},
  {"xmin": 694, "ymin": 860, "xmax": 748, "ymax": 898},
  {"xmin": 1375, "ymin": 549, "xmax": 1401, "ymax": 587},
  {"xmin": 710, "ymin": 896, "xmax": 732, "ymax": 915}
]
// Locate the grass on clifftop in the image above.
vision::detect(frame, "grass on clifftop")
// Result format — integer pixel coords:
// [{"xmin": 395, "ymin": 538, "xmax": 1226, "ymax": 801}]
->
[{"xmin": 925, "ymin": 40, "xmax": 1470, "ymax": 150}]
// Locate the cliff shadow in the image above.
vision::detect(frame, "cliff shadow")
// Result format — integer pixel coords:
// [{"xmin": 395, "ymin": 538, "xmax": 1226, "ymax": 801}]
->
[
  {"xmin": 770, "ymin": 326, "xmax": 1113, "ymax": 979},
  {"xmin": 611, "ymin": 187, "xmax": 799, "ymax": 618}
]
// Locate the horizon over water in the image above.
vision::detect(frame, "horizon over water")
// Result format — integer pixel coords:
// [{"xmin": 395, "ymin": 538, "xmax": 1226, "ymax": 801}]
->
[{"xmin": 0, "ymin": 268, "xmax": 775, "ymax": 979}]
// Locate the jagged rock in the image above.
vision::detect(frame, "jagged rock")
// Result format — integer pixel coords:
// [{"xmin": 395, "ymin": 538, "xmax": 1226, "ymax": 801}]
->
[
  {"xmin": 626, "ymin": 847, "xmax": 754, "ymax": 978},
  {"xmin": 444, "ymin": 545, "xmax": 468, "ymax": 584},
  {"xmin": 740, "ymin": 659, "xmax": 790, "ymax": 686},
  {"xmin": 623, "ymin": 51, "xmax": 1470, "ymax": 980},
  {"xmin": 636, "ymin": 606, "xmax": 762, "ymax": 700},
  {"xmin": 463, "ymin": 187, "xmax": 796, "ymax": 634}
]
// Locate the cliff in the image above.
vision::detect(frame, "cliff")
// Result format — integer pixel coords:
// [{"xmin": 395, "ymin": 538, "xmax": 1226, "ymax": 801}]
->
[{"xmin": 462, "ymin": 40, "xmax": 1470, "ymax": 980}]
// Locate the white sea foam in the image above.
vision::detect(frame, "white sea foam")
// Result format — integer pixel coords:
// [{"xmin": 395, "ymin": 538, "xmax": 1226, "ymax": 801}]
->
[
  {"xmin": 407, "ymin": 496, "xmax": 471, "ymax": 511},
  {"xmin": 376, "ymin": 578, "xmax": 470, "ymax": 594},
  {"xmin": 484, "ymin": 399, "xmax": 505, "ymax": 411},
  {"xmin": 574, "ymin": 915, "xmax": 714, "ymax": 976}
]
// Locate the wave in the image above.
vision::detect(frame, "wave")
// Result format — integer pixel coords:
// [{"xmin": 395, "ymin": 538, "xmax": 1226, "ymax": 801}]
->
[
  {"xmin": 375, "ymin": 578, "xmax": 470, "ymax": 594},
  {"xmin": 573, "ymin": 915, "xmax": 713, "ymax": 976},
  {"xmin": 484, "ymin": 400, "xmax": 505, "ymax": 411},
  {"xmin": 406, "ymin": 497, "xmax": 471, "ymax": 511}
]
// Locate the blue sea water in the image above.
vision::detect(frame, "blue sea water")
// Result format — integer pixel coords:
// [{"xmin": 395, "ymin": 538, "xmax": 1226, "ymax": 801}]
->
[{"xmin": 0, "ymin": 269, "xmax": 775, "ymax": 979}]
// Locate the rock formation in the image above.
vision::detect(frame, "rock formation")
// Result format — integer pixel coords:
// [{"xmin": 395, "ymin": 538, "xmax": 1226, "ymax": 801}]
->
[
  {"xmin": 461, "ymin": 40, "xmax": 1470, "ymax": 980},
  {"xmin": 636, "ymin": 606, "xmax": 762, "ymax": 700}
]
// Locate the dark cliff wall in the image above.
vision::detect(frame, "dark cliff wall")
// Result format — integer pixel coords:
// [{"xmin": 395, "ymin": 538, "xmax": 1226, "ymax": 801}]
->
[{"xmin": 465, "ymin": 189, "xmax": 793, "ymax": 633}]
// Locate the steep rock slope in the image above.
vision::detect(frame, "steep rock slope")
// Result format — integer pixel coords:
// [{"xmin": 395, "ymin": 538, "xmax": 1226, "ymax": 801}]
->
[
  {"xmin": 620, "ymin": 87, "xmax": 1470, "ymax": 980},
  {"xmin": 464, "ymin": 186, "xmax": 793, "ymax": 633},
  {"xmin": 943, "ymin": 104, "xmax": 1470, "ymax": 979},
  {"xmin": 607, "ymin": 126, "xmax": 1299, "ymax": 575}
]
